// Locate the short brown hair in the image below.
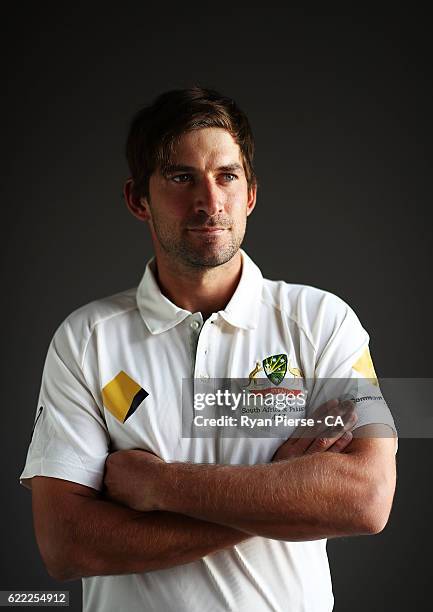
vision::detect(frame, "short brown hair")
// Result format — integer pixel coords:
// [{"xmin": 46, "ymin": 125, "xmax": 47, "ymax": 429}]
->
[{"xmin": 125, "ymin": 86, "xmax": 257, "ymax": 200}]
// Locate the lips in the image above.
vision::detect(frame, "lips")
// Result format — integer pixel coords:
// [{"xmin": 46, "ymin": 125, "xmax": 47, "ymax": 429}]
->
[{"xmin": 188, "ymin": 228, "xmax": 226, "ymax": 232}]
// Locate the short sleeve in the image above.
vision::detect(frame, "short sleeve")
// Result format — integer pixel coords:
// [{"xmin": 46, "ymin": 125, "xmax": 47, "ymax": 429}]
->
[
  {"xmin": 307, "ymin": 293, "xmax": 398, "ymax": 451},
  {"xmin": 19, "ymin": 317, "xmax": 110, "ymax": 491}
]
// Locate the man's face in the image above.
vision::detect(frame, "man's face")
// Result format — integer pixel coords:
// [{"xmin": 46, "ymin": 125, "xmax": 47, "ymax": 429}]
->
[{"xmin": 141, "ymin": 127, "xmax": 256, "ymax": 268}]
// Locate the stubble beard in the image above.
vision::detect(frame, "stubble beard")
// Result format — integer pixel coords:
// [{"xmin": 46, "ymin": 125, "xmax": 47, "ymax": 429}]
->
[{"xmin": 151, "ymin": 215, "xmax": 246, "ymax": 269}]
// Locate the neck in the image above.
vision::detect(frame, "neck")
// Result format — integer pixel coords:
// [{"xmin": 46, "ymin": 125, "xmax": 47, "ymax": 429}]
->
[{"xmin": 152, "ymin": 250, "xmax": 243, "ymax": 318}]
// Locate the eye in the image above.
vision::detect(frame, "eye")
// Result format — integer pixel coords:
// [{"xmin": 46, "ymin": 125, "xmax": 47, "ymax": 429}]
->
[
  {"xmin": 222, "ymin": 173, "xmax": 237, "ymax": 182},
  {"xmin": 172, "ymin": 174, "xmax": 192, "ymax": 183}
]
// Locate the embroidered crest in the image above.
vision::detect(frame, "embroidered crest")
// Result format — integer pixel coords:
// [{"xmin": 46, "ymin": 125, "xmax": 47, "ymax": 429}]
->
[{"xmin": 262, "ymin": 354, "xmax": 288, "ymax": 386}]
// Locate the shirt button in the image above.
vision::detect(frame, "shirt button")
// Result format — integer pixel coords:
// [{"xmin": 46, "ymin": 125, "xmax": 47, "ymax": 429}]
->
[{"xmin": 190, "ymin": 320, "xmax": 200, "ymax": 330}]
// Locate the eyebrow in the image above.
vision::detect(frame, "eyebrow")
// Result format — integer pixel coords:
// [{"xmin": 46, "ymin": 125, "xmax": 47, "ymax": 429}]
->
[{"xmin": 162, "ymin": 163, "xmax": 245, "ymax": 175}]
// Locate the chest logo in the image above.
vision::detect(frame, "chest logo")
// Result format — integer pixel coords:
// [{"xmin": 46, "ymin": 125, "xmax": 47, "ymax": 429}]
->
[
  {"xmin": 245, "ymin": 355, "xmax": 304, "ymax": 390},
  {"xmin": 102, "ymin": 370, "xmax": 149, "ymax": 423},
  {"xmin": 262, "ymin": 354, "xmax": 288, "ymax": 386}
]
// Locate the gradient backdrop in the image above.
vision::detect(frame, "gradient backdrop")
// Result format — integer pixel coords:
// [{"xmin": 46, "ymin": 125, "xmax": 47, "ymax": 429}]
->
[{"xmin": 2, "ymin": 6, "xmax": 431, "ymax": 612}]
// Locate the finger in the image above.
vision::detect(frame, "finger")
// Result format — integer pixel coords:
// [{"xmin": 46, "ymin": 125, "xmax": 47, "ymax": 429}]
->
[
  {"xmin": 272, "ymin": 438, "xmax": 302, "ymax": 461},
  {"xmin": 309, "ymin": 399, "xmax": 357, "ymax": 438},
  {"xmin": 272, "ymin": 398, "xmax": 356, "ymax": 459},
  {"xmin": 328, "ymin": 430, "xmax": 353, "ymax": 453},
  {"xmin": 285, "ymin": 399, "xmax": 340, "ymax": 455},
  {"xmin": 303, "ymin": 403, "xmax": 357, "ymax": 454}
]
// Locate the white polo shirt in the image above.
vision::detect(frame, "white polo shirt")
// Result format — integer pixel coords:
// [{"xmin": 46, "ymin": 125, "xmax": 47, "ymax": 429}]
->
[{"xmin": 20, "ymin": 248, "xmax": 397, "ymax": 612}]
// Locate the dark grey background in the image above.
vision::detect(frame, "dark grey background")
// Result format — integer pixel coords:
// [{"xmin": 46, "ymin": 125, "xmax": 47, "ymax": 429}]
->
[{"xmin": 2, "ymin": 6, "xmax": 431, "ymax": 611}]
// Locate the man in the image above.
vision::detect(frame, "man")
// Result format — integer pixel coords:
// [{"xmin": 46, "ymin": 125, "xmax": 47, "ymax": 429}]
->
[{"xmin": 20, "ymin": 87, "xmax": 397, "ymax": 612}]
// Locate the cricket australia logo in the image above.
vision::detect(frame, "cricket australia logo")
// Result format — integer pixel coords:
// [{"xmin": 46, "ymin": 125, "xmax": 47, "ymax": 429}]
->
[{"xmin": 262, "ymin": 354, "xmax": 288, "ymax": 386}]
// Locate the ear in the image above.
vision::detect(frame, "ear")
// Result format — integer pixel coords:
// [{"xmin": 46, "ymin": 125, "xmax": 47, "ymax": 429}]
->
[
  {"xmin": 123, "ymin": 178, "xmax": 151, "ymax": 222},
  {"xmin": 246, "ymin": 182, "xmax": 257, "ymax": 217}
]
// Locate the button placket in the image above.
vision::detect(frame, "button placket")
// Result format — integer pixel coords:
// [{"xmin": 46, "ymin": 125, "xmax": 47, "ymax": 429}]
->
[
  {"xmin": 194, "ymin": 316, "xmax": 217, "ymax": 381},
  {"xmin": 196, "ymin": 327, "xmax": 208, "ymax": 380},
  {"xmin": 190, "ymin": 317, "xmax": 211, "ymax": 435}
]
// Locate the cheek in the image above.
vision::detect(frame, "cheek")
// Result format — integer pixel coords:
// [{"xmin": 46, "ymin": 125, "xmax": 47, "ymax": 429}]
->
[
  {"xmin": 152, "ymin": 201, "xmax": 188, "ymax": 223},
  {"xmin": 231, "ymin": 183, "xmax": 250, "ymax": 205},
  {"xmin": 229, "ymin": 193, "xmax": 250, "ymax": 216},
  {"xmin": 162, "ymin": 190, "xmax": 191, "ymax": 216}
]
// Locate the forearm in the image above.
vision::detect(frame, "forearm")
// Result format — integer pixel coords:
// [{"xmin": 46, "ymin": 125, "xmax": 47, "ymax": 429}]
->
[
  {"xmin": 156, "ymin": 450, "xmax": 391, "ymax": 540},
  {"xmin": 43, "ymin": 495, "xmax": 250, "ymax": 581}
]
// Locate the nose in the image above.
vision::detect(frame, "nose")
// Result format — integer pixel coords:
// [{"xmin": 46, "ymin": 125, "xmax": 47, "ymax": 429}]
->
[{"xmin": 193, "ymin": 177, "xmax": 224, "ymax": 216}]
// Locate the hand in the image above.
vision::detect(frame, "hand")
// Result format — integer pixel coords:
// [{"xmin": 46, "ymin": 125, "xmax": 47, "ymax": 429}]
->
[
  {"xmin": 272, "ymin": 399, "xmax": 357, "ymax": 461},
  {"xmin": 103, "ymin": 449, "xmax": 165, "ymax": 512}
]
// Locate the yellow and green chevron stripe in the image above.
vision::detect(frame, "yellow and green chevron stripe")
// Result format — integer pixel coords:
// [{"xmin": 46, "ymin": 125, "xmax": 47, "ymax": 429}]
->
[
  {"xmin": 102, "ymin": 370, "xmax": 148, "ymax": 423},
  {"xmin": 352, "ymin": 348, "xmax": 378, "ymax": 386}
]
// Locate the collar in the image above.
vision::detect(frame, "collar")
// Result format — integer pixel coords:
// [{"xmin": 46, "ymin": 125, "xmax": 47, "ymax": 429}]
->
[{"xmin": 136, "ymin": 248, "xmax": 263, "ymax": 334}]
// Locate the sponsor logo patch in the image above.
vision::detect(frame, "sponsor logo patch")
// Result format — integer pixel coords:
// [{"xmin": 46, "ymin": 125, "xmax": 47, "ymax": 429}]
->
[{"xmin": 102, "ymin": 370, "xmax": 149, "ymax": 423}]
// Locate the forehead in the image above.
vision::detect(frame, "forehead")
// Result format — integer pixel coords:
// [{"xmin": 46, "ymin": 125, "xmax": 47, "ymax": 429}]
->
[{"xmin": 167, "ymin": 127, "xmax": 243, "ymax": 166}]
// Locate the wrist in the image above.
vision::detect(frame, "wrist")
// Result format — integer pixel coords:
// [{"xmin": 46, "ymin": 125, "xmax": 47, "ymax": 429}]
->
[
  {"xmin": 154, "ymin": 461, "xmax": 180, "ymax": 513},
  {"xmin": 126, "ymin": 451, "xmax": 173, "ymax": 513}
]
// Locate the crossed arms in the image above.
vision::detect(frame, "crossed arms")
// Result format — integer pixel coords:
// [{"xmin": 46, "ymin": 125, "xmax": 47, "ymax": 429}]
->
[{"xmin": 30, "ymin": 400, "xmax": 397, "ymax": 581}]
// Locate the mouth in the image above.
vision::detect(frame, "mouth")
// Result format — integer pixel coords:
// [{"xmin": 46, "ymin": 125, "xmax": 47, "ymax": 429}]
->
[{"xmin": 187, "ymin": 228, "xmax": 228, "ymax": 234}]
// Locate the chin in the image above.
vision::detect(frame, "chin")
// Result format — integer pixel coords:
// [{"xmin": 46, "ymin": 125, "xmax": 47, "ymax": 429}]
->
[{"xmin": 184, "ymin": 246, "xmax": 239, "ymax": 268}]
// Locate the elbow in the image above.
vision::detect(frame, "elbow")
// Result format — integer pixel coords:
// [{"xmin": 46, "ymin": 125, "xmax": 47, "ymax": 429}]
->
[
  {"xmin": 357, "ymin": 480, "xmax": 395, "ymax": 535},
  {"xmin": 359, "ymin": 506, "xmax": 390, "ymax": 535},
  {"xmin": 46, "ymin": 559, "xmax": 80, "ymax": 583},
  {"xmin": 45, "ymin": 556, "xmax": 81, "ymax": 583},
  {"xmin": 37, "ymin": 536, "xmax": 81, "ymax": 582}
]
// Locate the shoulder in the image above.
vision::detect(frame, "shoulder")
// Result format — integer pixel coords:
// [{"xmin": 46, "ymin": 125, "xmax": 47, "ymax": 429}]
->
[
  {"xmin": 50, "ymin": 287, "xmax": 138, "ymax": 360},
  {"xmin": 261, "ymin": 277, "xmax": 358, "ymax": 325},
  {"xmin": 260, "ymin": 278, "xmax": 365, "ymax": 349}
]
